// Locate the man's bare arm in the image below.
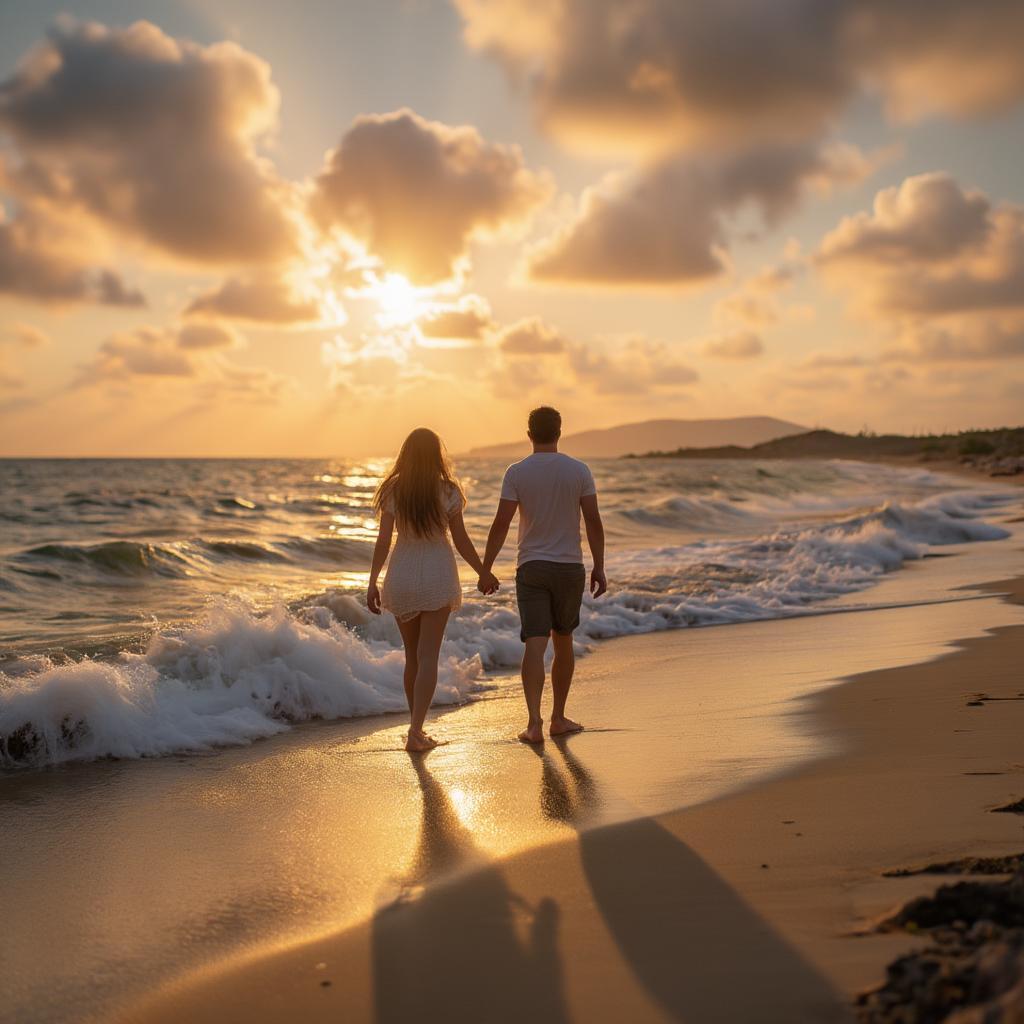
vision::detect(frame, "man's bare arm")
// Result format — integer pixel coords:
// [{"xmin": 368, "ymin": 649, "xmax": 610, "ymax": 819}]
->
[
  {"xmin": 482, "ymin": 498, "xmax": 518, "ymax": 575},
  {"xmin": 580, "ymin": 493, "xmax": 607, "ymax": 597}
]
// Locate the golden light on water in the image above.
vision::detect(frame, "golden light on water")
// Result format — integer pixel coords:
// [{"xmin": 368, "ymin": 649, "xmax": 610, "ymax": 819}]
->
[{"xmin": 328, "ymin": 513, "xmax": 378, "ymax": 540}]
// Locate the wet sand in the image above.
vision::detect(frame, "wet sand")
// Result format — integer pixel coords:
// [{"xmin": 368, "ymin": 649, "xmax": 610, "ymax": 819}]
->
[{"xmin": 112, "ymin": 559, "xmax": 1024, "ymax": 1023}]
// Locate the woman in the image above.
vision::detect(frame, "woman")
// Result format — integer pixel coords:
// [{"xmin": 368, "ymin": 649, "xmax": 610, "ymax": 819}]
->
[{"xmin": 367, "ymin": 428, "xmax": 497, "ymax": 752}]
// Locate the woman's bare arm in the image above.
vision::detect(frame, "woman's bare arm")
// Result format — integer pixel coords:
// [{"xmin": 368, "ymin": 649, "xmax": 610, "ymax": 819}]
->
[
  {"xmin": 366, "ymin": 512, "xmax": 394, "ymax": 614},
  {"xmin": 448, "ymin": 509, "xmax": 486, "ymax": 577}
]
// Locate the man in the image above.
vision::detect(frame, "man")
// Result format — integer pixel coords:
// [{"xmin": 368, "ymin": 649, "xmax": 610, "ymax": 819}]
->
[{"xmin": 479, "ymin": 406, "xmax": 607, "ymax": 744}]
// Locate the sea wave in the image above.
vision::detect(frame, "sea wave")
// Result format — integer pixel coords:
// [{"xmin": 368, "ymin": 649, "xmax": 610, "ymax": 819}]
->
[
  {"xmin": 0, "ymin": 603, "xmax": 484, "ymax": 767},
  {"xmin": 12, "ymin": 535, "xmax": 371, "ymax": 580},
  {"xmin": 1, "ymin": 487, "xmax": 1014, "ymax": 768}
]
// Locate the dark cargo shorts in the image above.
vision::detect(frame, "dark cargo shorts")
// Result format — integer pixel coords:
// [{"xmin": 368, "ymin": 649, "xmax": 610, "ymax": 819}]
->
[{"xmin": 515, "ymin": 560, "xmax": 587, "ymax": 642}]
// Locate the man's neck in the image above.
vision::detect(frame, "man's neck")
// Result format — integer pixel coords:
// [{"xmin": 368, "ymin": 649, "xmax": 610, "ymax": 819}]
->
[{"xmin": 531, "ymin": 442, "xmax": 559, "ymax": 453}]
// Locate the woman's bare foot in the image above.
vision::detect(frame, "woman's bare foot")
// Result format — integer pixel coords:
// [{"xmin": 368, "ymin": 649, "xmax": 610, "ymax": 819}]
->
[
  {"xmin": 405, "ymin": 730, "xmax": 438, "ymax": 753},
  {"xmin": 549, "ymin": 716, "xmax": 583, "ymax": 736},
  {"xmin": 518, "ymin": 721, "xmax": 545, "ymax": 744}
]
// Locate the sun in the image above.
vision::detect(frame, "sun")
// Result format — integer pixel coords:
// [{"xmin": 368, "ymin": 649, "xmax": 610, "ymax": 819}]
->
[{"xmin": 370, "ymin": 272, "xmax": 425, "ymax": 326}]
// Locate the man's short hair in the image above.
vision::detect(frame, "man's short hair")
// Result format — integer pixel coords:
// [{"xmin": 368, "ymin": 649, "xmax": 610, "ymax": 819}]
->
[{"xmin": 528, "ymin": 406, "xmax": 561, "ymax": 444}]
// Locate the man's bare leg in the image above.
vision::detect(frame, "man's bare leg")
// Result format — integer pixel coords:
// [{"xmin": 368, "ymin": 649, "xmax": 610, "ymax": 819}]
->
[
  {"xmin": 519, "ymin": 636, "xmax": 547, "ymax": 743},
  {"xmin": 549, "ymin": 631, "xmax": 583, "ymax": 736}
]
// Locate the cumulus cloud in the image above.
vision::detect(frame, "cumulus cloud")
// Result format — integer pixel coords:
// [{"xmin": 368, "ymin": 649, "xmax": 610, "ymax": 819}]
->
[
  {"xmin": 0, "ymin": 204, "xmax": 145, "ymax": 306},
  {"xmin": 491, "ymin": 316, "xmax": 697, "ymax": 396},
  {"xmin": 528, "ymin": 141, "xmax": 875, "ymax": 287},
  {"xmin": 821, "ymin": 177, "xmax": 1024, "ymax": 318},
  {"xmin": 77, "ymin": 327, "xmax": 198, "ymax": 382},
  {"xmin": 311, "ymin": 108, "xmax": 551, "ymax": 283},
  {"xmin": 497, "ymin": 316, "xmax": 566, "ymax": 353},
  {"xmin": 455, "ymin": 0, "xmax": 1024, "ymax": 155},
  {"xmin": 175, "ymin": 322, "xmax": 241, "ymax": 350},
  {"xmin": 68, "ymin": 321, "xmax": 291, "ymax": 401},
  {"xmin": 818, "ymin": 172, "xmax": 1024, "ymax": 362},
  {"xmin": 418, "ymin": 295, "xmax": 494, "ymax": 341},
  {"xmin": 818, "ymin": 173, "xmax": 991, "ymax": 271},
  {"xmin": 701, "ymin": 330, "xmax": 765, "ymax": 360},
  {"xmin": 185, "ymin": 274, "xmax": 323, "ymax": 324},
  {"xmin": 0, "ymin": 18, "xmax": 297, "ymax": 264}
]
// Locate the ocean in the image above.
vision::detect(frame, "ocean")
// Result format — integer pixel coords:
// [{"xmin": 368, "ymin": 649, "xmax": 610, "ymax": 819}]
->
[{"xmin": 0, "ymin": 456, "xmax": 1016, "ymax": 769}]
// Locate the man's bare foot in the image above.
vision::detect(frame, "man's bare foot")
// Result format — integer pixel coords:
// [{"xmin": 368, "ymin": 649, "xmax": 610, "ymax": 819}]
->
[
  {"xmin": 518, "ymin": 722, "xmax": 544, "ymax": 745},
  {"xmin": 549, "ymin": 716, "xmax": 583, "ymax": 737},
  {"xmin": 405, "ymin": 730, "xmax": 438, "ymax": 753}
]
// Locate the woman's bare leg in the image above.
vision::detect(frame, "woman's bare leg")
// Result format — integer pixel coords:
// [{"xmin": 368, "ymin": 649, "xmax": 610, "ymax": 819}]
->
[
  {"xmin": 395, "ymin": 614, "xmax": 421, "ymax": 716},
  {"xmin": 406, "ymin": 606, "xmax": 451, "ymax": 752}
]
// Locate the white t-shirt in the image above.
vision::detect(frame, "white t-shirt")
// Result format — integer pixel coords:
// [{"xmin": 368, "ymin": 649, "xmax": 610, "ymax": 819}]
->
[{"xmin": 499, "ymin": 452, "xmax": 597, "ymax": 566}]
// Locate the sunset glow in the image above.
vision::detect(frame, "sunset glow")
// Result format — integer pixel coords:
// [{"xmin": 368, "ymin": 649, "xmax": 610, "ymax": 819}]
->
[{"xmin": 0, "ymin": 2, "xmax": 1021, "ymax": 457}]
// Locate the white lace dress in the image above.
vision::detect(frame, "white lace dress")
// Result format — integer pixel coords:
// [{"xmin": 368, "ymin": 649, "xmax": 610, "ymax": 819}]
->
[{"xmin": 380, "ymin": 484, "xmax": 463, "ymax": 621}]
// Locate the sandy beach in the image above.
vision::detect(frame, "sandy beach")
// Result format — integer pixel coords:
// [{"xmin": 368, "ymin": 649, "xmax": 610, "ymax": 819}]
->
[
  {"xmin": 4, "ymin": 1, "xmax": 1024, "ymax": 1020},
  {"xmin": 66, "ymin": 526, "xmax": 1021, "ymax": 1023}
]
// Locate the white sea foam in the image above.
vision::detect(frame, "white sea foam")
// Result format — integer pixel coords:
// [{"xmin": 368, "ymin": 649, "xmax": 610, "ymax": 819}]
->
[
  {"xmin": 0, "ymin": 485, "xmax": 1016, "ymax": 768},
  {"xmin": 0, "ymin": 604, "xmax": 483, "ymax": 767}
]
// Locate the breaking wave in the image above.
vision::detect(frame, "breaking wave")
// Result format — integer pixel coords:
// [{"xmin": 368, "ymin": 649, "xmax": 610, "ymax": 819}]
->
[{"xmin": 1, "ymin": 487, "xmax": 1014, "ymax": 768}]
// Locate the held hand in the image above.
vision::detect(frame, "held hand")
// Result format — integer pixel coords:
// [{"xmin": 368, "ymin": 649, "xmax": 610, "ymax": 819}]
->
[
  {"xmin": 477, "ymin": 570, "xmax": 500, "ymax": 595},
  {"xmin": 590, "ymin": 568, "xmax": 607, "ymax": 599},
  {"xmin": 367, "ymin": 580, "xmax": 382, "ymax": 614}
]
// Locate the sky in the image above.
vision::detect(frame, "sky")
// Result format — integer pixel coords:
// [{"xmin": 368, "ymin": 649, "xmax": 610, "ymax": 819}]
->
[{"xmin": 1, "ymin": 0, "xmax": 1023, "ymax": 457}]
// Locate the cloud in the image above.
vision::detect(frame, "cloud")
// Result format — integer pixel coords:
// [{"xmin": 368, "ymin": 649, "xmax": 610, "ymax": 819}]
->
[
  {"xmin": 800, "ymin": 352, "xmax": 867, "ymax": 370},
  {"xmin": 491, "ymin": 316, "xmax": 697, "ymax": 396},
  {"xmin": 767, "ymin": 356, "xmax": 911, "ymax": 397},
  {"xmin": 567, "ymin": 336, "xmax": 698, "ymax": 395},
  {"xmin": 818, "ymin": 173, "xmax": 991, "ymax": 269},
  {"xmin": 176, "ymin": 322, "xmax": 241, "ymax": 350},
  {"xmin": 311, "ymin": 108, "xmax": 551, "ymax": 283},
  {"xmin": 0, "ymin": 204, "xmax": 145, "ymax": 306},
  {"xmin": 418, "ymin": 295, "xmax": 494, "ymax": 341},
  {"xmin": 185, "ymin": 273, "xmax": 323, "ymax": 324},
  {"xmin": 701, "ymin": 330, "xmax": 765, "ymax": 360},
  {"xmin": 848, "ymin": 1, "xmax": 1024, "ymax": 121},
  {"xmin": 4, "ymin": 322, "xmax": 49, "ymax": 348},
  {"xmin": 527, "ymin": 141, "xmax": 875, "ymax": 287},
  {"xmin": 820, "ymin": 175, "xmax": 1024, "ymax": 317},
  {"xmin": 0, "ymin": 321, "xmax": 48, "ymax": 389},
  {"xmin": 892, "ymin": 320, "xmax": 1024, "ymax": 361},
  {"xmin": 455, "ymin": 0, "xmax": 1024, "ymax": 155},
  {"xmin": 497, "ymin": 316, "xmax": 566, "ymax": 353},
  {"xmin": 70, "ymin": 321, "xmax": 287, "ymax": 399},
  {"xmin": 78, "ymin": 327, "xmax": 197, "ymax": 381},
  {"xmin": 320, "ymin": 331, "xmax": 443, "ymax": 398},
  {"xmin": 818, "ymin": 173, "xmax": 1024, "ymax": 363},
  {"xmin": 713, "ymin": 241, "xmax": 809, "ymax": 328},
  {"xmin": 199, "ymin": 362, "xmax": 293, "ymax": 403},
  {"xmin": 0, "ymin": 18, "xmax": 297, "ymax": 264}
]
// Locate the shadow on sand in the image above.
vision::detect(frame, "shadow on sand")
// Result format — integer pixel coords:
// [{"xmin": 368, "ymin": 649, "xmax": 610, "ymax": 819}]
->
[
  {"xmin": 371, "ymin": 754, "xmax": 570, "ymax": 1023},
  {"xmin": 372, "ymin": 742, "xmax": 846, "ymax": 1023},
  {"xmin": 536, "ymin": 736, "xmax": 848, "ymax": 1022}
]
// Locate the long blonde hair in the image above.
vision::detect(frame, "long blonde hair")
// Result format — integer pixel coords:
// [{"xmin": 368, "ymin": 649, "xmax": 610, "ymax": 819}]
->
[{"xmin": 373, "ymin": 428, "xmax": 464, "ymax": 537}]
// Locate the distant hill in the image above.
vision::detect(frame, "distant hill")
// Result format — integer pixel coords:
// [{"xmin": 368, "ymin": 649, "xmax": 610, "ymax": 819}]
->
[
  {"xmin": 463, "ymin": 417, "xmax": 807, "ymax": 460},
  {"xmin": 629, "ymin": 427, "xmax": 1024, "ymax": 476}
]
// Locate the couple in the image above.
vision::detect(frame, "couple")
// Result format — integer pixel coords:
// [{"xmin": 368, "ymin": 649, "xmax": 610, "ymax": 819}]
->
[{"xmin": 367, "ymin": 406, "xmax": 607, "ymax": 752}]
